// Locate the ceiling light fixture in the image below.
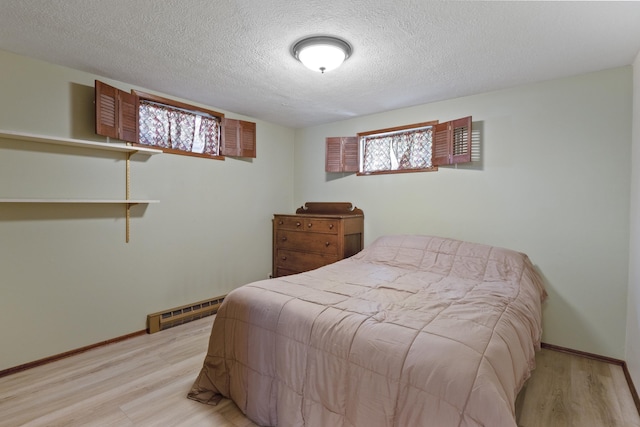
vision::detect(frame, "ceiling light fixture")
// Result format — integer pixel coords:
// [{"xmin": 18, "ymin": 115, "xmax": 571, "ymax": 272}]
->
[{"xmin": 292, "ymin": 36, "xmax": 352, "ymax": 74}]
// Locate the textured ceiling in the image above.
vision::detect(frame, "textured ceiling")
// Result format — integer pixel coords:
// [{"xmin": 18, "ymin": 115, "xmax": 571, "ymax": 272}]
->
[{"xmin": 1, "ymin": 1, "xmax": 640, "ymax": 129}]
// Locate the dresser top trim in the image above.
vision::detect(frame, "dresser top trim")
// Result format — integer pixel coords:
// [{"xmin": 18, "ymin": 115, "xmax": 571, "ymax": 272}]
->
[{"xmin": 294, "ymin": 202, "xmax": 364, "ymax": 216}]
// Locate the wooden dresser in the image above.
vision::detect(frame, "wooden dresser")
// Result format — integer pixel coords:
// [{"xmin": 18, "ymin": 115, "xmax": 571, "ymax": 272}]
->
[{"xmin": 273, "ymin": 202, "xmax": 364, "ymax": 278}]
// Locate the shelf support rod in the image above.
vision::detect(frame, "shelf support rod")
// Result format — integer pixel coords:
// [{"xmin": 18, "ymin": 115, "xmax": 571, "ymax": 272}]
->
[{"xmin": 126, "ymin": 152, "xmax": 131, "ymax": 243}]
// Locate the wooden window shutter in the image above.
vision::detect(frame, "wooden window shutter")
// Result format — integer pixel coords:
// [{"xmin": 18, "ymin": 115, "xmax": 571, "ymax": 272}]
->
[
  {"xmin": 118, "ymin": 91, "xmax": 139, "ymax": 143},
  {"xmin": 221, "ymin": 118, "xmax": 239, "ymax": 156},
  {"xmin": 343, "ymin": 137, "xmax": 359, "ymax": 172},
  {"xmin": 240, "ymin": 120, "xmax": 256, "ymax": 158},
  {"xmin": 95, "ymin": 80, "xmax": 118, "ymax": 139},
  {"xmin": 451, "ymin": 116, "xmax": 471, "ymax": 164},
  {"xmin": 95, "ymin": 80, "xmax": 139, "ymax": 143},
  {"xmin": 221, "ymin": 118, "xmax": 256, "ymax": 158},
  {"xmin": 325, "ymin": 137, "xmax": 343, "ymax": 172},
  {"xmin": 432, "ymin": 122, "xmax": 451, "ymax": 167},
  {"xmin": 432, "ymin": 116, "xmax": 472, "ymax": 166},
  {"xmin": 325, "ymin": 137, "xmax": 359, "ymax": 172}
]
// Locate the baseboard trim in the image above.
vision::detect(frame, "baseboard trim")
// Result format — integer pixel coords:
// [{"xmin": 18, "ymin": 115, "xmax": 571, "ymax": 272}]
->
[
  {"xmin": 541, "ymin": 342, "xmax": 640, "ymax": 416},
  {"xmin": 0, "ymin": 329, "xmax": 146, "ymax": 379}
]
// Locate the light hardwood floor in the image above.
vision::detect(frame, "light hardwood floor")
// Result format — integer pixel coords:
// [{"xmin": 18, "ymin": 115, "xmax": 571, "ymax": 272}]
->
[{"xmin": 1, "ymin": 316, "xmax": 638, "ymax": 427}]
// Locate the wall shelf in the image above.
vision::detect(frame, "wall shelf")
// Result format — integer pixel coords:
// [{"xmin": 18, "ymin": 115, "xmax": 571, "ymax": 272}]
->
[
  {"xmin": 0, "ymin": 199, "xmax": 159, "ymax": 204},
  {"xmin": 0, "ymin": 129, "xmax": 161, "ymax": 242},
  {"xmin": 0, "ymin": 129, "xmax": 162, "ymax": 154}
]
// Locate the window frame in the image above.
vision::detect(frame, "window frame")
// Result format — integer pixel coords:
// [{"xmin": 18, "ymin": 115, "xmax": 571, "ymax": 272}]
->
[
  {"xmin": 133, "ymin": 90, "xmax": 225, "ymax": 160},
  {"xmin": 357, "ymin": 120, "xmax": 439, "ymax": 176}
]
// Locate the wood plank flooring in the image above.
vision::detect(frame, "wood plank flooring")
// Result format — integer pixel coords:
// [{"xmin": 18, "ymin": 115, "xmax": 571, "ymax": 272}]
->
[
  {"xmin": 516, "ymin": 346, "xmax": 640, "ymax": 427},
  {"xmin": 1, "ymin": 316, "xmax": 638, "ymax": 426}
]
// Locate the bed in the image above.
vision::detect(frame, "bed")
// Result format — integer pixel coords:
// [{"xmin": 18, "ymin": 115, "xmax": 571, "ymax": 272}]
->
[{"xmin": 188, "ymin": 234, "xmax": 547, "ymax": 426}]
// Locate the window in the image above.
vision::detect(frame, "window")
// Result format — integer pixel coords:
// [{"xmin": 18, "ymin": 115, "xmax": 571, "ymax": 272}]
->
[
  {"xmin": 325, "ymin": 116, "xmax": 472, "ymax": 174},
  {"xmin": 138, "ymin": 98, "xmax": 220, "ymax": 156},
  {"xmin": 95, "ymin": 80, "xmax": 256, "ymax": 159},
  {"xmin": 359, "ymin": 121, "xmax": 437, "ymax": 173}
]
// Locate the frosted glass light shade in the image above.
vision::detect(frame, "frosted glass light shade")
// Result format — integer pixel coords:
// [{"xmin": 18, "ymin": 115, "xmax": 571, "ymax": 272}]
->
[
  {"xmin": 298, "ymin": 44, "xmax": 345, "ymax": 73},
  {"xmin": 292, "ymin": 36, "xmax": 352, "ymax": 73}
]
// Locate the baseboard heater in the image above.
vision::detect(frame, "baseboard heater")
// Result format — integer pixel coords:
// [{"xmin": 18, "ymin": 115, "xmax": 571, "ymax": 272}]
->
[{"xmin": 146, "ymin": 295, "xmax": 225, "ymax": 334}]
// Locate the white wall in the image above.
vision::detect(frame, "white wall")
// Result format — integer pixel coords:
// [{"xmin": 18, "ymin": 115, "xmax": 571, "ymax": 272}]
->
[
  {"xmin": 294, "ymin": 67, "xmax": 632, "ymax": 359},
  {"xmin": 627, "ymin": 51, "xmax": 640, "ymax": 389},
  {"xmin": 1, "ymin": 47, "xmax": 635, "ymax": 371},
  {"xmin": 0, "ymin": 50, "xmax": 295, "ymax": 371}
]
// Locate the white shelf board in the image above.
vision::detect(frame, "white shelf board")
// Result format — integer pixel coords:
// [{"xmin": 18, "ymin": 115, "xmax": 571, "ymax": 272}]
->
[
  {"xmin": 0, "ymin": 129, "xmax": 163, "ymax": 155},
  {"xmin": 0, "ymin": 199, "xmax": 159, "ymax": 204}
]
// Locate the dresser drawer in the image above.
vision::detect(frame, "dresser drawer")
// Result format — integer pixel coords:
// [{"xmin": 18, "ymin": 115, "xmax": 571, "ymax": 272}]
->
[
  {"xmin": 276, "ymin": 249, "xmax": 338, "ymax": 272},
  {"xmin": 274, "ymin": 215, "xmax": 305, "ymax": 231},
  {"xmin": 276, "ymin": 230, "xmax": 339, "ymax": 256},
  {"xmin": 303, "ymin": 218, "xmax": 338, "ymax": 234},
  {"xmin": 274, "ymin": 266, "xmax": 299, "ymax": 277}
]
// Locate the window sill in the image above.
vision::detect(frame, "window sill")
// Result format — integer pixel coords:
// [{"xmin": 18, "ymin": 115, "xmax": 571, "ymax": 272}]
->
[
  {"xmin": 356, "ymin": 167, "xmax": 438, "ymax": 176},
  {"xmin": 132, "ymin": 144, "xmax": 224, "ymax": 161}
]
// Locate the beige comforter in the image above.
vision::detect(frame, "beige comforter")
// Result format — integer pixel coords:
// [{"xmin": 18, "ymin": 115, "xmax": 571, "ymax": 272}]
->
[{"xmin": 188, "ymin": 235, "xmax": 547, "ymax": 426}]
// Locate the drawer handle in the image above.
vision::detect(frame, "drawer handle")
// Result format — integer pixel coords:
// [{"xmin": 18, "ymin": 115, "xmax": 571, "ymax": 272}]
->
[
  {"xmin": 296, "ymin": 222, "xmax": 301, "ymax": 227},
  {"xmin": 278, "ymin": 220, "xmax": 283, "ymax": 225},
  {"xmin": 281, "ymin": 236, "xmax": 287, "ymax": 241},
  {"xmin": 281, "ymin": 256, "xmax": 287, "ymax": 261},
  {"xmin": 329, "ymin": 224, "xmax": 334, "ymax": 229},
  {"xmin": 325, "ymin": 242, "xmax": 330, "ymax": 247},
  {"xmin": 307, "ymin": 223, "xmax": 313, "ymax": 228}
]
